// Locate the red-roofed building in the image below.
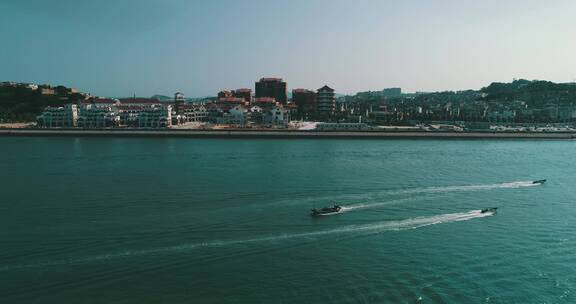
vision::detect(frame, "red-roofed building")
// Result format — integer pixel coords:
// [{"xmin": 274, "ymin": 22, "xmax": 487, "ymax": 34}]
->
[
  {"xmin": 255, "ymin": 77, "xmax": 287, "ymax": 104},
  {"xmin": 119, "ymin": 98, "xmax": 161, "ymax": 107},
  {"xmin": 233, "ymin": 88, "xmax": 252, "ymax": 102},
  {"xmin": 253, "ymin": 97, "xmax": 277, "ymax": 109},
  {"xmin": 217, "ymin": 97, "xmax": 245, "ymax": 104},
  {"xmin": 292, "ymin": 89, "xmax": 317, "ymax": 119},
  {"xmin": 84, "ymin": 98, "xmax": 120, "ymax": 107},
  {"xmin": 217, "ymin": 97, "xmax": 245, "ymax": 110}
]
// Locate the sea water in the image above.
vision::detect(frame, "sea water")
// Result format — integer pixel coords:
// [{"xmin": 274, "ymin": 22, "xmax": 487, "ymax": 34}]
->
[{"xmin": 0, "ymin": 137, "xmax": 575, "ymax": 303}]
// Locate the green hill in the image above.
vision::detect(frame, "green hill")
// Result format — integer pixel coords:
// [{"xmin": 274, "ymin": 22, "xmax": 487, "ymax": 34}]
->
[{"xmin": 0, "ymin": 83, "xmax": 86, "ymax": 122}]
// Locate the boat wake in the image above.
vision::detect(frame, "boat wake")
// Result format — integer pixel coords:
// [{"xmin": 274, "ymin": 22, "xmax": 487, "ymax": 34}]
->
[
  {"xmin": 341, "ymin": 197, "xmax": 417, "ymax": 212},
  {"xmin": 290, "ymin": 181, "xmax": 541, "ymax": 209},
  {"xmin": 338, "ymin": 181, "xmax": 538, "ymax": 212},
  {"xmin": 395, "ymin": 181, "xmax": 540, "ymax": 195},
  {"xmin": 0, "ymin": 210, "xmax": 494, "ymax": 271}
]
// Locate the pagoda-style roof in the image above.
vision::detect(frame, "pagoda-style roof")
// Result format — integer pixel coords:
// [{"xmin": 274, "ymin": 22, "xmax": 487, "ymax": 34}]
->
[{"xmin": 318, "ymin": 85, "xmax": 334, "ymax": 92}]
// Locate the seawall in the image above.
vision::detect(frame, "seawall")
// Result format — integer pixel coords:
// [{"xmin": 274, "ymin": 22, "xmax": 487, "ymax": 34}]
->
[{"xmin": 1, "ymin": 129, "xmax": 576, "ymax": 139}]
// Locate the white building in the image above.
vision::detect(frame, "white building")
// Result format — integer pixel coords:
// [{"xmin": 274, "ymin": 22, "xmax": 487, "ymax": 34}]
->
[
  {"xmin": 77, "ymin": 104, "xmax": 120, "ymax": 128},
  {"xmin": 173, "ymin": 92, "xmax": 186, "ymax": 119},
  {"xmin": 37, "ymin": 104, "xmax": 78, "ymax": 128},
  {"xmin": 87, "ymin": 98, "xmax": 121, "ymax": 108},
  {"xmin": 174, "ymin": 92, "xmax": 185, "ymax": 102},
  {"xmin": 248, "ymin": 105, "xmax": 263, "ymax": 125},
  {"xmin": 263, "ymin": 105, "xmax": 290, "ymax": 127},
  {"xmin": 181, "ymin": 104, "xmax": 208, "ymax": 122},
  {"xmin": 116, "ymin": 106, "xmax": 141, "ymax": 127},
  {"xmin": 217, "ymin": 105, "xmax": 247, "ymax": 126},
  {"xmin": 138, "ymin": 105, "xmax": 172, "ymax": 128}
]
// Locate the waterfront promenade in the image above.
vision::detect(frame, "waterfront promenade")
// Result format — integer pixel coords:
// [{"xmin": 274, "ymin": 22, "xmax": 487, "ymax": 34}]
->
[{"xmin": 1, "ymin": 128, "xmax": 576, "ymax": 139}]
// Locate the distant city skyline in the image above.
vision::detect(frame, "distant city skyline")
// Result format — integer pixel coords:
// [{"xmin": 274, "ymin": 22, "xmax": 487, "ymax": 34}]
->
[{"xmin": 1, "ymin": 0, "xmax": 575, "ymax": 97}]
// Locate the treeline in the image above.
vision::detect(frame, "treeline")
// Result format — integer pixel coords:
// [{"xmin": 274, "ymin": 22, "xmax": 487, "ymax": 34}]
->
[
  {"xmin": 344, "ymin": 79, "xmax": 576, "ymax": 107},
  {"xmin": 480, "ymin": 79, "xmax": 576, "ymax": 107},
  {"xmin": 0, "ymin": 85, "xmax": 85, "ymax": 122}
]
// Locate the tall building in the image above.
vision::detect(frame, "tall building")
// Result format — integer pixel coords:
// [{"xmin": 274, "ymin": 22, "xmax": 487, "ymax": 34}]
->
[
  {"xmin": 292, "ymin": 89, "xmax": 317, "ymax": 118},
  {"xmin": 174, "ymin": 92, "xmax": 185, "ymax": 115},
  {"xmin": 233, "ymin": 88, "xmax": 252, "ymax": 102},
  {"xmin": 317, "ymin": 85, "xmax": 335, "ymax": 117},
  {"xmin": 255, "ymin": 78, "xmax": 287, "ymax": 104}
]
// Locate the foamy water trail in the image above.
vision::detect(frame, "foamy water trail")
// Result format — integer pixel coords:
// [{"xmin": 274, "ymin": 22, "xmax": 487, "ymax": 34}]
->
[
  {"xmin": 0, "ymin": 210, "xmax": 494, "ymax": 271},
  {"xmin": 337, "ymin": 181, "xmax": 538, "ymax": 212},
  {"xmin": 341, "ymin": 197, "xmax": 416, "ymax": 212},
  {"xmin": 394, "ymin": 181, "xmax": 539, "ymax": 195},
  {"xmin": 301, "ymin": 181, "xmax": 540, "ymax": 207}
]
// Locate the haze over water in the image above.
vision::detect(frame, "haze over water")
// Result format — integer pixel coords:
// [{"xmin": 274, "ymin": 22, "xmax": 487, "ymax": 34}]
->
[{"xmin": 0, "ymin": 138, "xmax": 575, "ymax": 302}]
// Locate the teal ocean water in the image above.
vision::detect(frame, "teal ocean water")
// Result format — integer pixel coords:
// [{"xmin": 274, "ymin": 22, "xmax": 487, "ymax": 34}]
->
[{"xmin": 1, "ymin": 137, "xmax": 575, "ymax": 303}]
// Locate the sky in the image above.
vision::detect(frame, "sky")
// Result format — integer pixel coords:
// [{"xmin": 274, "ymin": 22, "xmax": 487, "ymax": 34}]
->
[{"xmin": 1, "ymin": 0, "xmax": 575, "ymax": 97}]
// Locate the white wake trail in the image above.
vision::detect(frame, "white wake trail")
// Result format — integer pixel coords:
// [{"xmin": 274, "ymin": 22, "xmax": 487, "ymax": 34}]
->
[
  {"xmin": 340, "ymin": 181, "xmax": 538, "ymax": 212},
  {"xmin": 389, "ymin": 181, "xmax": 539, "ymax": 195},
  {"xmin": 0, "ymin": 210, "xmax": 494, "ymax": 271},
  {"xmin": 296, "ymin": 181, "xmax": 540, "ymax": 209},
  {"xmin": 341, "ymin": 197, "xmax": 416, "ymax": 212}
]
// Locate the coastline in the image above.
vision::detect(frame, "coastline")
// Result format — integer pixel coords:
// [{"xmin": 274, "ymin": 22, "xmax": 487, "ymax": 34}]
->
[{"xmin": 1, "ymin": 128, "xmax": 575, "ymax": 139}]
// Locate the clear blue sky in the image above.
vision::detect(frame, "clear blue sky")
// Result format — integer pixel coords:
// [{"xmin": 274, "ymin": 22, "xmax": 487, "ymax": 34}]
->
[{"xmin": 1, "ymin": 0, "xmax": 575, "ymax": 97}]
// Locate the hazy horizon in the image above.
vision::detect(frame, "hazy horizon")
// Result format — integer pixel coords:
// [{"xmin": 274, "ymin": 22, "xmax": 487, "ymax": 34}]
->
[{"xmin": 1, "ymin": 0, "xmax": 575, "ymax": 97}]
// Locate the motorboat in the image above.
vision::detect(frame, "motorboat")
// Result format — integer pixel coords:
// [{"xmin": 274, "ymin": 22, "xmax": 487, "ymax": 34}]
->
[
  {"xmin": 311, "ymin": 205, "xmax": 342, "ymax": 216},
  {"xmin": 532, "ymin": 179, "xmax": 547, "ymax": 185},
  {"xmin": 481, "ymin": 207, "xmax": 498, "ymax": 214}
]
